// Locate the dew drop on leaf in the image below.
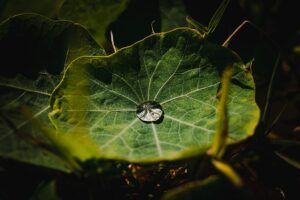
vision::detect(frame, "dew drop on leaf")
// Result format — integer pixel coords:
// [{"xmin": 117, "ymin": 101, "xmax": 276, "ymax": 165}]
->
[{"xmin": 136, "ymin": 101, "xmax": 164, "ymax": 123}]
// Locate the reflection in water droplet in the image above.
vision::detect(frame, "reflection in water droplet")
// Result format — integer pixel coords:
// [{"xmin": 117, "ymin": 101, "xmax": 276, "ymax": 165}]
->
[{"xmin": 136, "ymin": 101, "xmax": 164, "ymax": 123}]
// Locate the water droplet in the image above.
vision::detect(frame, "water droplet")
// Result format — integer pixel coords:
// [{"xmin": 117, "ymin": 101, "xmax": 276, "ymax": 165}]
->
[{"xmin": 136, "ymin": 101, "xmax": 164, "ymax": 123}]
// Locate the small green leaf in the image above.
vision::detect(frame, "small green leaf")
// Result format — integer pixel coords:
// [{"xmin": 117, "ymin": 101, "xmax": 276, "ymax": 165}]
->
[
  {"xmin": 0, "ymin": 14, "xmax": 105, "ymax": 171},
  {"xmin": 186, "ymin": 16, "xmax": 208, "ymax": 36},
  {"xmin": 207, "ymin": 0, "xmax": 230, "ymax": 34},
  {"xmin": 59, "ymin": 0, "xmax": 129, "ymax": 45},
  {"xmin": 50, "ymin": 28, "xmax": 260, "ymax": 162},
  {"xmin": 159, "ymin": 0, "xmax": 188, "ymax": 31}
]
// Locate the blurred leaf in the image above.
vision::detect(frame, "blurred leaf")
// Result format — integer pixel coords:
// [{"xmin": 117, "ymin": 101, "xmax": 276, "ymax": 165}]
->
[
  {"xmin": 31, "ymin": 181, "xmax": 60, "ymax": 200},
  {"xmin": 293, "ymin": 46, "xmax": 300, "ymax": 54},
  {"xmin": 211, "ymin": 159, "xmax": 243, "ymax": 187},
  {"xmin": 186, "ymin": 0, "xmax": 230, "ymax": 37},
  {"xmin": 0, "ymin": 14, "xmax": 105, "ymax": 171},
  {"xmin": 275, "ymin": 151, "xmax": 300, "ymax": 170},
  {"xmin": 59, "ymin": 0, "xmax": 129, "ymax": 45},
  {"xmin": 261, "ymin": 54, "xmax": 281, "ymax": 124},
  {"xmin": 265, "ymin": 103, "xmax": 287, "ymax": 135},
  {"xmin": 270, "ymin": 139, "xmax": 300, "ymax": 147},
  {"xmin": 159, "ymin": 0, "xmax": 187, "ymax": 31},
  {"xmin": 209, "ymin": 66, "xmax": 233, "ymax": 158},
  {"xmin": 50, "ymin": 28, "xmax": 259, "ymax": 162},
  {"xmin": 23, "ymin": 108, "xmax": 102, "ymax": 172},
  {"xmin": 0, "ymin": 0, "xmax": 63, "ymax": 21},
  {"xmin": 0, "ymin": 13, "xmax": 105, "ymax": 77},
  {"xmin": 207, "ymin": 0, "xmax": 230, "ymax": 34},
  {"xmin": 162, "ymin": 175, "xmax": 251, "ymax": 200}
]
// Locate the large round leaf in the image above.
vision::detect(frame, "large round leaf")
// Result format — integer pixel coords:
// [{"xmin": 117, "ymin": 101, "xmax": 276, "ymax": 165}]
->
[{"xmin": 50, "ymin": 28, "xmax": 260, "ymax": 162}]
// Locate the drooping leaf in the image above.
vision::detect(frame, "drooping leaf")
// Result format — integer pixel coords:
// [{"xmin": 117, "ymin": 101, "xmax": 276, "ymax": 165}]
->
[
  {"xmin": 159, "ymin": 0, "xmax": 187, "ymax": 31},
  {"xmin": 0, "ymin": 0, "xmax": 64, "ymax": 21},
  {"xmin": 50, "ymin": 28, "xmax": 260, "ymax": 162},
  {"xmin": 211, "ymin": 159, "xmax": 243, "ymax": 187},
  {"xmin": 161, "ymin": 175, "xmax": 252, "ymax": 200},
  {"xmin": 59, "ymin": 0, "xmax": 129, "ymax": 45},
  {"xmin": 22, "ymin": 108, "xmax": 102, "ymax": 173},
  {"xmin": 0, "ymin": 14, "xmax": 105, "ymax": 171},
  {"xmin": 209, "ymin": 66, "xmax": 232, "ymax": 158}
]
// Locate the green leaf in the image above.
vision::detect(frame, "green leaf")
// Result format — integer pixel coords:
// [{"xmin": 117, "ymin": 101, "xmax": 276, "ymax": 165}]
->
[
  {"xmin": 59, "ymin": 0, "xmax": 129, "ymax": 45},
  {"xmin": 161, "ymin": 175, "xmax": 251, "ymax": 200},
  {"xmin": 0, "ymin": 0, "xmax": 64, "ymax": 21},
  {"xmin": 207, "ymin": 0, "xmax": 230, "ymax": 34},
  {"xmin": 186, "ymin": 16, "xmax": 208, "ymax": 36},
  {"xmin": 0, "ymin": 14, "xmax": 105, "ymax": 171},
  {"xmin": 159, "ymin": 0, "xmax": 188, "ymax": 31},
  {"xmin": 50, "ymin": 28, "xmax": 260, "ymax": 162}
]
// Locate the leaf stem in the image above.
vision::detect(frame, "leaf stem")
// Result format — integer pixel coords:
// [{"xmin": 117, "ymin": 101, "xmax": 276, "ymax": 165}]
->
[{"xmin": 209, "ymin": 66, "xmax": 233, "ymax": 158}]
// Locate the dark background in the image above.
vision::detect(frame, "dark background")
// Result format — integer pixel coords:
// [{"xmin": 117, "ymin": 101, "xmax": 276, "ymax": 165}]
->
[{"xmin": 1, "ymin": 0, "xmax": 300, "ymax": 199}]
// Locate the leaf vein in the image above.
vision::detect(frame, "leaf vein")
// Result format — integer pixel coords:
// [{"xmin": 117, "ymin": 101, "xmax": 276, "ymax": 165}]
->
[
  {"xmin": 164, "ymin": 114, "xmax": 214, "ymax": 133},
  {"xmin": 91, "ymin": 79, "xmax": 138, "ymax": 105},
  {"xmin": 101, "ymin": 118, "xmax": 139, "ymax": 148},
  {"xmin": 0, "ymin": 83, "xmax": 51, "ymax": 96},
  {"xmin": 112, "ymin": 73, "xmax": 142, "ymax": 102}
]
